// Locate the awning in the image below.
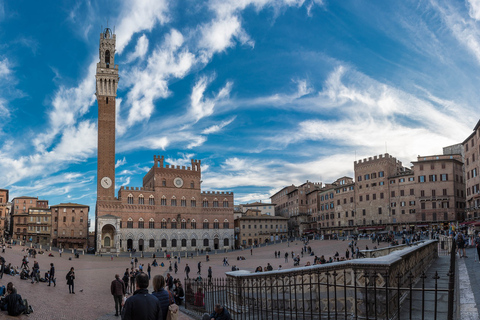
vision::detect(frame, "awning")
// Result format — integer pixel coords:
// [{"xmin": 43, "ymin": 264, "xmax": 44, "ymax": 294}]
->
[
  {"xmin": 460, "ymin": 221, "xmax": 475, "ymax": 226},
  {"xmin": 357, "ymin": 226, "xmax": 385, "ymax": 231}
]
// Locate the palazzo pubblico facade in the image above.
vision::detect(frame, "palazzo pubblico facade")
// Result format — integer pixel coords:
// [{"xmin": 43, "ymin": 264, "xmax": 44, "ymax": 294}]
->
[{"xmin": 94, "ymin": 29, "xmax": 234, "ymax": 253}]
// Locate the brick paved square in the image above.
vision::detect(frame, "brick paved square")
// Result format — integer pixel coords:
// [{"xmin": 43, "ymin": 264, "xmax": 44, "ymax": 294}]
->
[{"xmin": 0, "ymin": 237, "xmax": 386, "ymax": 319}]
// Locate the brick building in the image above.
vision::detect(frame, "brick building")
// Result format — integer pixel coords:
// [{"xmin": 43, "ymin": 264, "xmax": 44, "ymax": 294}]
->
[
  {"xmin": 270, "ymin": 181, "xmax": 321, "ymax": 236},
  {"xmin": 11, "ymin": 196, "xmax": 48, "ymax": 242},
  {"xmin": 234, "ymin": 209, "xmax": 288, "ymax": 247},
  {"xmin": 94, "ymin": 29, "xmax": 234, "ymax": 253},
  {"xmin": 27, "ymin": 208, "xmax": 52, "ymax": 246},
  {"xmin": 463, "ymin": 120, "xmax": 480, "ymax": 220},
  {"xmin": 51, "ymin": 203, "xmax": 89, "ymax": 249},
  {"xmin": 0, "ymin": 189, "xmax": 10, "ymax": 239},
  {"xmin": 272, "ymin": 151, "xmax": 466, "ymax": 236}
]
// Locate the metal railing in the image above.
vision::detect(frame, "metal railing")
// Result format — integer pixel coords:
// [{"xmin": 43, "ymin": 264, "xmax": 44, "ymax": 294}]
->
[{"xmin": 184, "ymin": 240, "xmax": 455, "ymax": 320}]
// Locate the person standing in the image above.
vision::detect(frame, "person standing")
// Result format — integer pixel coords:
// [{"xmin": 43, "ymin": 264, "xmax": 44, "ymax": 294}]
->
[
  {"xmin": 123, "ymin": 269, "xmax": 130, "ymax": 294},
  {"xmin": 147, "ymin": 263, "xmax": 151, "ymax": 280},
  {"xmin": 475, "ymin": 232, "xmax": 480, "ymax": 261},
  {"xmin": 48, "ymin": 263, "xmax": 56, "ymax": 287},
  {"xmin": 121, "ymin": 272, "xmax": 162, "ymax": 320},
  {"xmin": 66, "ymin": 267, "xmax": 75, "ymax": 294},
  {"xmin": 151, "ymin": 275, "xmax": 170, "ymax": 320},
  {"xmin": 174, "ymin": 261, "xmax": 178, "ymax": 274},
  {"xmin": 208, "ymin": 266, "xmax": 212, "ymax": 284},
  {"xmin": 166, "ymin": 273, "xmax": 173, "ymax": 290},
  {"xmin": 185, "ymin": 263, "xmax": 190, "ymax": 279},
  {"xmin": 31, "ymin": 260, "xmax": 40, "ymax": 284},
  {"xmin": 284, "ymin": 252, "xmax": 288, "ymax": 263},
  {"xmin": 59, "ymin": 248, "xmax": 62, "ymax": 257},
  {"xmin": 134, "ymin": 257, "xmax": 138, "ymax": 268},
  {"xmin": 129, "ymin": 269, "xmax": 136, "ymax": 293},
  {"xmin": 197, "ymin": 261, "xmax": 202, "ymax": 275},
  {"xmin": 111, "ymin": 274, "xmax": 126, "ymax": 317}
]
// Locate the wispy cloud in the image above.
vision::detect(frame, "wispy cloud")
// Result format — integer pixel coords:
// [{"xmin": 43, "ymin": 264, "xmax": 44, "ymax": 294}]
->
[
  {"xmin": 126, "ymin": 34, "xmax": 149, "ymax": 62},
  {"xmin": 202, "ymin": 117, "xmax": 236, "ymax": 134},
  {"xmin": 430, "ymin": 0, "xmax": 480, "ymax": 64},
  {"xmin": 116, "ymin": 0, "xmax": 169, "ymax": 54},
  {"xmin": 115, "ymin": 157, "xmax": 127, "ymax": 168}
]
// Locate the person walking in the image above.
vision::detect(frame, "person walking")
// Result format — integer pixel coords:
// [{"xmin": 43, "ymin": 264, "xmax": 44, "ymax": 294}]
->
[
  {"xmin": 121, "ymin": 272, "xmax": 162, "ymax": 320},
  {"xmin": 197, "ymin": 261, "xmax": 202, "ymax": 275},
  {"xmin": 147, "ymin": 263, "xmax": 151, "ymax": 280},
  {"xmin": 111, "ymin": 274, "xmax": 126, "ymax": 317},
  {"xmin": 284, "ymin": 252, "xmax": 288, "ymax": 263},
  {"xmin": 66, "ymin": 267, "xmax": 75, "ymax": 294},
  {"xmin": 185, "ymin": 263, "xmax": 190, "ymax": 279},
  {"xmin": 134, "ymin": 257, "xmax": 138, "ymax": 268},
  {"xmin": 174, "ymin": 261, "xmax": 178, "ymax": 274},
  {"xmin": 48, "ymin": 263, "xmax": 56, "ymax": 287}
]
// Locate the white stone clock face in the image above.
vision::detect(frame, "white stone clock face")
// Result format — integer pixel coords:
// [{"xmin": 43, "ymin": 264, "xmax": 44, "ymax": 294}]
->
[
  {"xmin": 174, "ymin": 177, "xmax": 184, "ymax": 188},
  {"xmin": 101, "ymin": 176, "xmax": 112, "ymax": 189}
]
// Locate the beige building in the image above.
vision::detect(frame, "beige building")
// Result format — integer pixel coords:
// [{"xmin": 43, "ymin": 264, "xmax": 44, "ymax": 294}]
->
[
  {"xmin": 237, "ymin": 202, "xmax": 276, "ymax": 216},
  {"xmin": 51, "ymin": 203, "xmax": 89, "ymax": 249},
  {"xmin": 234, "ymin": 210, "xmax": 288, "ymax": 247},
  {"xmin": 272, "ymin": 151, "xmax": 466, "ymax": 236}
]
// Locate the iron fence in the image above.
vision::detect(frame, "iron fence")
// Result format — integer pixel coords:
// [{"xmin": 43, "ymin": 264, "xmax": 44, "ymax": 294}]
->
[{"xmin": 184, "ymin": 240, "xmax": 456, "ymax": 320}]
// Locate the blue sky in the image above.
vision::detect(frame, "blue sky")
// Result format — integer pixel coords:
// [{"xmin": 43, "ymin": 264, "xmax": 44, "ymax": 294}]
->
[{"xmin": 1, "ymin": 0, "xmax": 480, "ymax": 224}]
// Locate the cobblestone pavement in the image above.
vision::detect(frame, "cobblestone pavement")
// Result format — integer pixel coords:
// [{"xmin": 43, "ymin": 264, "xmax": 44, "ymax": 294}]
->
[{"xmin": 0, "ymin": 237, "xmax": 388, "ymax": 319}]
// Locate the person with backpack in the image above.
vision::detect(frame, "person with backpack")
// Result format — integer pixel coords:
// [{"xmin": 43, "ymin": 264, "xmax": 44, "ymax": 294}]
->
[{"xmin": 66, "ymin": 267, "xmax": 75, "ymax": 294}]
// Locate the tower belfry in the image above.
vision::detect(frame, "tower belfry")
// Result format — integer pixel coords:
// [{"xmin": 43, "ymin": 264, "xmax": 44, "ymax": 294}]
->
[{"xmin": 96, "ymin": 28, "xmax": 119, "ymax": 199}]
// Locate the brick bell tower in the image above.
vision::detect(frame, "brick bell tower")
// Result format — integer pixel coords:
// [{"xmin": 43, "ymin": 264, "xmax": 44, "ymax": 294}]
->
[{"xmin": 96, "ymin": 28, "xmax": 119, "ymax": 199}]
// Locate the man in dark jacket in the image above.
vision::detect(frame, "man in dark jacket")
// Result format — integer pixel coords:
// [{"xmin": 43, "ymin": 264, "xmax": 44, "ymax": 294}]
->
[
  {"xmin": 206, "ymin": 304, "xmax": 232, "ymax": 320},
  {"xmin": 111, "ymin": 274, "xmax": 126, "ymax": 316},
  {"xmin": 122, "ymin": 272, "xmax": 162, "ymax": 320},
  {"xmin": 48, "ymin": 263, "xmax": 56, "ymax": 287}
]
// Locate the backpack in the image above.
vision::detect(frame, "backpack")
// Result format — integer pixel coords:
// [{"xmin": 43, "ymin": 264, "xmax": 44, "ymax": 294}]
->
[{"xmin": 66, "ymin": 273, "xmax": 69, "ymax": 280}]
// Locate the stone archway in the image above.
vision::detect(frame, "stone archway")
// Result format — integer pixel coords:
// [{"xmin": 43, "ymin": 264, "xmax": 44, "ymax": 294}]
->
[
  {"xmin": 101, "ymin": 224, "xmax": 115, "ymax": 250},
  {"xmin": 139, "ymin": 239, "xmax": 144, "ymax": 252},
  {"xmin": 127, "ymin": 239, "xmax": 133, "ymax": 251}
]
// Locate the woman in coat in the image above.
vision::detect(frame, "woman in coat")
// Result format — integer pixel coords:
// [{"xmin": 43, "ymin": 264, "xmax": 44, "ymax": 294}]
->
[{"xmin": 66, "ymin": 267, "xmax": 75, "ymax": 294}]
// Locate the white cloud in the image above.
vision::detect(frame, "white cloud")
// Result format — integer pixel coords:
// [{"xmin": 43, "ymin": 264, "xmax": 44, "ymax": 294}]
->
[
  {"xmin": 33, "ymin": 60, "xmax": 97, "ymax": 153},
  {"xmin": 190, "ymin": 76, "xmax": 233, "ymax": 122},
  {"xmin": 165, "ymin": 153, "xmax": 196, "ymax": 167},
  {"xmin": 467, "ymin": 0, "xmax": 480, "ymax": 20},
  {"xmin": 431, "ymin": 0, "xmax": 480, "ymax": 64},
  {"xmin": 115, "ymin": 157, "xmax": 127, "ymax": 168},
  {"xmin": 202, "ymin": 117, "xmax": 236, "ymax": 134},
  {"xmin": 126, "ymin": 34, "xmax": 149, "ymax": 62},
  {"xmin": 124, "ymin": 29, "xmax": 196, "ymax": 128},
  {"xmin": 0, "ymin": 58, "xmax": 11, "ymax": 78},
  {"xmin": 115, "ymin": 0, "xmax": 169, "ymax": 54}
]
